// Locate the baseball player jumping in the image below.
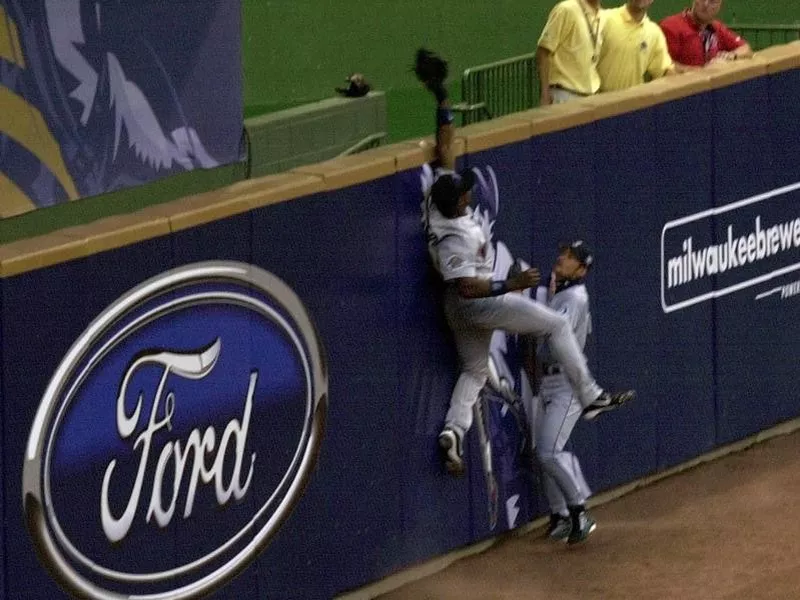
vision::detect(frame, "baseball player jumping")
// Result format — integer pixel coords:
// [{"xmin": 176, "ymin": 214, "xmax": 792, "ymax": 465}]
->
[
  {"xmin": 536, "ymin": 241, "xmax": 602, "ymax": 545},
  {"xmin": 412, "ymin": 50, "xmax": 635, "ymax": 513}
]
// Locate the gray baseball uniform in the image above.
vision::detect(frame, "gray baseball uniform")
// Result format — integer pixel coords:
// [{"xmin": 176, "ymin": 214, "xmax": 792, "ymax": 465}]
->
[
  {"xmin": 424, "ymin": 175, "xmax": 603, "ymax": 439},
  {"xmin": 535, "ymin": 280, "xmax": 592, "ymax": 514}
]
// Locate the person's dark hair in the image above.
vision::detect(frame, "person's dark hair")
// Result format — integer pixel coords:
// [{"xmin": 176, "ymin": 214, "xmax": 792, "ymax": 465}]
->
[{"xmin": 430, "ymin": 170, "xmax": 475, "ymax": 218}]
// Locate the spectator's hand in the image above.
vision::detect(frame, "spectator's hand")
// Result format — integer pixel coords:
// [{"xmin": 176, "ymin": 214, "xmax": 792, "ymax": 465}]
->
[
  {"xmin": 711, "ymin": 51, "xmax": 736, "ymax": 63},
  {"xmin": 510, "ymin": 268, "xmax": 541, "ymax": 291}
]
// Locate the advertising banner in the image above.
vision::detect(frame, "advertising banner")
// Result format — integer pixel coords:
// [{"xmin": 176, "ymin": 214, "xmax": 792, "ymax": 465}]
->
[{"xmin": 0, "ymin": 0, "xmax": 242, "ymax": 214}]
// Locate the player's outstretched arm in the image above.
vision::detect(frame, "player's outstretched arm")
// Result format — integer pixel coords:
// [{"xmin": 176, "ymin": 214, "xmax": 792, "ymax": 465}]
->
[{"xmin": 413, "ymin": 48, "xmax": 455, "ymax": 170}]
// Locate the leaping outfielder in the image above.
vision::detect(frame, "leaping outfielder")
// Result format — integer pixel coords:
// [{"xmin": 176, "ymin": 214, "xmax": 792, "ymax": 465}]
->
[{"xmin": 414, "ymin": 48, "xmax": 635, "ymax": 545}]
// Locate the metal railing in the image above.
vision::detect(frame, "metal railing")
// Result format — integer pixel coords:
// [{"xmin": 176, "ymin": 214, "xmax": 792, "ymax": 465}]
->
[
  {"xmin": 455, "ymin": 24, "xmax": 799, "ymax": 126},
  {"xmin": 338, "ymin": 132, "xmax": 388, "ymax": 157},
  {"xmin": 730, "ymin": 23, "xmax": 800, "ymax": 51},
  {"xmin": 456, "ymin": 52, "xmax": 540, "ymax": 126}
]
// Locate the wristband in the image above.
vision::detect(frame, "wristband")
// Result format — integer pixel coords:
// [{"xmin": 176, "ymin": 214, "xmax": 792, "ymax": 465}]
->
[
  {"xmin": 437, "ymin": 106, "xmax": 454, "ymax": 126},
  {"xmin": 429, "ymin": 82, "xmax": 448, "ymax": 104},
  {"xmin": 490, "ymin": 280, "xmax": 508, "ymax": 296}
]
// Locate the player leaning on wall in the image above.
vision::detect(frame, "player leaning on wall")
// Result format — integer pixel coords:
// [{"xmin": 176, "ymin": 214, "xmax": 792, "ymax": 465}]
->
[{"xmin": 412, "ymin": 48, "xmax": 636, "ymax": 543}]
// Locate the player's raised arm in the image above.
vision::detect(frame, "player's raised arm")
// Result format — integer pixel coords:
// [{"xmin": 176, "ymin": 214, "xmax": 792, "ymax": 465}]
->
[{"xmin": 413, "ymin": 48, "xmax": 455, "ymax": 171}]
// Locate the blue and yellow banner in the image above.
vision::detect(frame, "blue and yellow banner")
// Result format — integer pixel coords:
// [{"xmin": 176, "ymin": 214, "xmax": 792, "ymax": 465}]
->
[{"xmin": 0, "ymin": 0, "xmax": 242, "ymax": 216}]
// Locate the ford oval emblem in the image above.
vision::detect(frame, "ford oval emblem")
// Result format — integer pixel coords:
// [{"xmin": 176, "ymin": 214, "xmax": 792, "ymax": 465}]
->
[{"xmin": 23, "ymin": 261, "xmax": 328, "ymax": 599}]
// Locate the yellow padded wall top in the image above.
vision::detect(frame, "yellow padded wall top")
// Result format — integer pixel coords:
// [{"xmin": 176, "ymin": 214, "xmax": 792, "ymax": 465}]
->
[
  {"xmin": 646, "ymin": 70, "xmax": 712, "ymax": 103},
  {"xmin": 757, "ymin": 43, "xmax": 800, "ymax": 74},
  {"xmin": 0, "ymin": 233, "xmax": 88, "ymax": 277},
  {"xmin": 704, "ymin": 55, "xmax": 769, "ymax": 89},
  {"xmin": 145, "ymin": 172, "xmax": 325, "ymax": 232},
  {"xmin": 366, "ymin": 136, "xmax": 467, "ymax": 172},
  {"xmin": 291, "ymin": 151, "xmax": 396, "ymax": 191},
  {"xmin": 516, "ymin": 101, "xmax": 597, "ymax": 137},
  {"xmin": 573, "ymin": 85, "xmax": 663, "ymax": 120},
  {"xmin": 461, "ymin": 115, "xmax": 533, "ymax": 155},
  {"xmin": 61, "ymin": 212, "xmax": 170, "ymax": 255}
]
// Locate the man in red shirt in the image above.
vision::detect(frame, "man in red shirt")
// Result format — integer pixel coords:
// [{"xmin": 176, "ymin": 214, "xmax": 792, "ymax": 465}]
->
[{"xmin": 659, "ymin": 0, "xmax": 753, "ymax": 69}]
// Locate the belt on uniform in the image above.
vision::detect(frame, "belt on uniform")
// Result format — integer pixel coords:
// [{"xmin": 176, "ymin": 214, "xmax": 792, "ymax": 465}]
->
[
  {"xmin": 550, "ymin": 84, "xmax": 591, "ymax": 97},
  {"xmin": 541, "ymin": 363, "xmax": 562, "ymax": 376}
]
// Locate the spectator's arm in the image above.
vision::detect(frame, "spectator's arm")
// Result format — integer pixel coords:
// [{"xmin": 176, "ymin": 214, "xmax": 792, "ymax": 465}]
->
[
  {"xmin": 648, "ymin": 29, "xmax": 678, "ymax": 79},
  {"xmin": 716, "ymin": 24, "xmax": 754, "ymax": 60},
  {"xmin": 536, "ymin": 4, "xmax": 569, "ymax": 106},
  {"xmin": 536, "ymin": 46, "xmax": 554, "ymax": 105}
]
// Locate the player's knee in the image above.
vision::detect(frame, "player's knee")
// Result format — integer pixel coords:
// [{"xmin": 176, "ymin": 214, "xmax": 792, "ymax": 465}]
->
[
  {"xmin": 464, "ymin": 360, "xmax": 489, "ymax": 381},
  {"xmin": 551, "ymin": 312, "xmax": 570, "ymax": 336},
  {"xmin": 536, "ymin": 446, "xmax": 557, "ymax": 465}
]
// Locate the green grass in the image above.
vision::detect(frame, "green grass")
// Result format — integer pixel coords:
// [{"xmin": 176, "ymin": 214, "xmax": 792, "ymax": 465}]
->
[{"xmin": 0, "ymin": 162, "xmax": 247, "ymax": 244}]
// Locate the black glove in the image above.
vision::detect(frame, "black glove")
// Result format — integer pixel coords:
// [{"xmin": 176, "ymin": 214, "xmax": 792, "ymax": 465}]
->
[
  {"xmin": 335, "ymin": 73, "xmax": 371, "ymax": 98},
  {"xmin": 413, "ymin": 48, "xmax": 449, "ymax": 103}
]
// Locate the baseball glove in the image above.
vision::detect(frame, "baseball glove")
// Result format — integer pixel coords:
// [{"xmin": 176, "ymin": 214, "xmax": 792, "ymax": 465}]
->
[{"xmin": 413, "ymin": 48, "xmax": 449, "ymax": 87}]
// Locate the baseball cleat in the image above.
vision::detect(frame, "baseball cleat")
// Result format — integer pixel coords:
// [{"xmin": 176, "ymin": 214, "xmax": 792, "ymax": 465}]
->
[
  {"xmin": 582, "ymin": 389, "xmax": 636, "ymax": 421},
  {"xmin": 546, "ymin": 514, "xmax": 572, "ymax": 542},
  {"xmin": 567, "ymin": 510, "xmax": 596, "ymax": 546},
  {"xmin": 438, "ymin": 428, "xmax": 464, "ymax": 477}
]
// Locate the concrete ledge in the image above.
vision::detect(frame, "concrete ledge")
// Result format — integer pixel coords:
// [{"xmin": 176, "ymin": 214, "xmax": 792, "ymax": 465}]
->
[
  {"xmin": 0, "ymin": 233, "xmax": 89, "ymax": 277},
  {"xmin": 336, "ymin": 416, "xmax": 800, "ymax": 600}
]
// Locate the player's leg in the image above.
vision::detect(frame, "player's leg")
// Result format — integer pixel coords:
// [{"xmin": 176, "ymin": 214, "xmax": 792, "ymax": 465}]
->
[
  {"xmin": 537, "ymin": 377, "xmax": 597, "ymax": 544},
  {"xmin": 536, "ymin": 378, "xmax": 585, "ymax": 539},
  {"xmin": 439, "ymin": 305, "xmax": 493, "ymax": 476},
  {"xmin": 475, "ymin": 293, "xmax": 634, "ymax": 418},
  {"xmin": 475, "ymin": 294, "xmax": 601, "ymax": 405}
]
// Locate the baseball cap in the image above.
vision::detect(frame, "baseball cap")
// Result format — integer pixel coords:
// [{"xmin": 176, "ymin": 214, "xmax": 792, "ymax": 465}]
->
[
  {"xmin": 430, "ymin": 169, "xmax": 476, "ymax": 214},
  {"xmin": 560, "ymin": 239, "xmax": 594, "ymax": 267}
]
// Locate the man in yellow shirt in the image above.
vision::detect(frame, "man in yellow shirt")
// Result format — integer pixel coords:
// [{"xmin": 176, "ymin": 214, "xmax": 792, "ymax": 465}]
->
[
  {"xmin": 536, "ymin": 0, "xmax": 604, "ymax": 104},
  {"xmin": 597, "ymin": 0, "xmax": 676, "ymax": 91}
]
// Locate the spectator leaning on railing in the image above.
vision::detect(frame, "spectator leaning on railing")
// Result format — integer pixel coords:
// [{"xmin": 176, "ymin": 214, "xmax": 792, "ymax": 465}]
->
[
  {"xmin": 536, "ymin": 0, "xmax": 605, "ymax": 104},
  {"xmin": 597, "ymin": 0, "xmax": 676, "ymax": 91},
  {"xmin": 659, "ymin": 0, "xmax": 753, "ymax": 69}
]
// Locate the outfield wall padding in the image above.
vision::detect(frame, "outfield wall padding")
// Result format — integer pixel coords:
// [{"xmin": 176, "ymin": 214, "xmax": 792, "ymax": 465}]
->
[{"xmin": 0, "ymin": 44, "xmax": 798, "ymax": 600}]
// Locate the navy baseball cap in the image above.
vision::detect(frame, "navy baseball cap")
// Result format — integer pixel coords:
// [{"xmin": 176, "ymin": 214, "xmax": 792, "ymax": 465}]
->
[
  {"xmin": 430, "ymin": 169, "xmax": 476, "ymax": 214},
  {"xmin": 560, "ymin": 239, "xmax": 594, "ymax": 267}
]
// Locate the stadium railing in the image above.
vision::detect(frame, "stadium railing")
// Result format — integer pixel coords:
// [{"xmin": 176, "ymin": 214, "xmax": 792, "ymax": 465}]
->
[
  {"xmin": 731, "ymin": 23, "xmax": 800, "ymax": 50},
  {"xmin": 454, "ymin": 52, "xmax": 539, "ymax": 126}
]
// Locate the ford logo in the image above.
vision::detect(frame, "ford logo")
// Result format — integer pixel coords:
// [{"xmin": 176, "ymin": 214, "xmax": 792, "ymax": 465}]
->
[{"xmin": 23, "ymin": 261, "xmax": 328, "ymax": 599}]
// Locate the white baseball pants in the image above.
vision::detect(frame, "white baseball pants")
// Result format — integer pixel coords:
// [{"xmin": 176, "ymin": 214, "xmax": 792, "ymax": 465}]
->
[
  {"xmin": 535, "ymin": 374, "xmax": 591, "ymax": 513},
  {"xmin": 442, "ymin": 288, "xmax": 602, "ymax": 436}
]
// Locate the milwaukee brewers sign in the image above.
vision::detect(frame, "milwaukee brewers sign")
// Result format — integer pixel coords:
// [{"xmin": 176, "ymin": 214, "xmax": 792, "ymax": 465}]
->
[
  {"xmin": 23, "ymin": 262, "xmax": 328, "ymax": 599},
  {"xmin": 661, "ymin": 182, "xmax": 800, "ymax": 313}
]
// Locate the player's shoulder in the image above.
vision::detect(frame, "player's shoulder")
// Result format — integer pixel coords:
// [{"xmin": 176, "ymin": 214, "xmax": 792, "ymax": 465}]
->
[{"xmin": 564, "ymin": 283, "xmax": 590, "ymax": 305}]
